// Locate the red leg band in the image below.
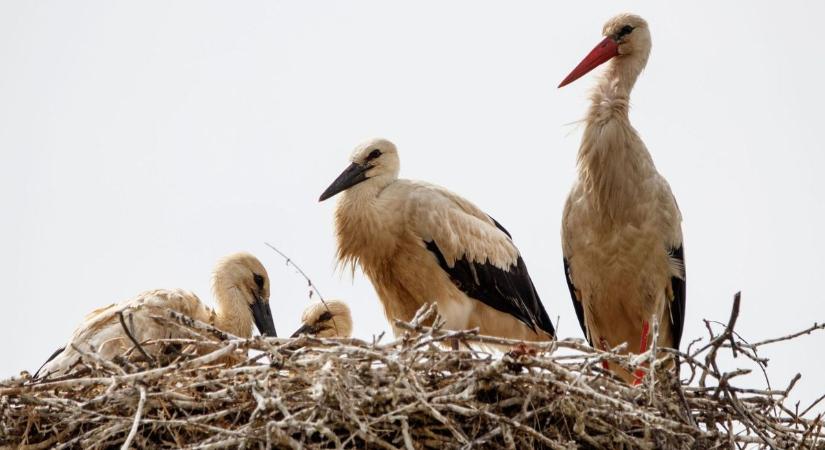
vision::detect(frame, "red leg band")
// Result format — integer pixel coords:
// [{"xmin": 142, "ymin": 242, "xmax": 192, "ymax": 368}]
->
[
  {"xmin": 633, "ymin": 321, "xmax": 651, "ymax": 385},
  {"xmin": 639, "ymin": 320, "xmax": 650, "ymax": 353},
  {"xmin": 599, "ymin": 337, "xmax": 609, "ymax": 370}
]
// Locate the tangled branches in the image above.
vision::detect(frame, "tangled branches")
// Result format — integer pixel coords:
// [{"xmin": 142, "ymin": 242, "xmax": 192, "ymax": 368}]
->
[{"xmin": 1, "ymin": 294, "xmax": 823, "ymax": 449}]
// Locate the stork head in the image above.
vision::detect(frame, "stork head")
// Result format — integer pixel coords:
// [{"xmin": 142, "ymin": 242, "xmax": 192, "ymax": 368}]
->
[
  {"xmin": 290, "ymin": 300, "xmax": 353, "ymax": 338},
  {"xmin": 558, "ymin": 13, "xmax": 651, "ymax": 88},
  {"xmin": 319, "ymin": 138, "xmax": 400, "ymax": 201},
  {"xmin": 212, "ymin": 252, "xmax": 277, "ymax": 337}
]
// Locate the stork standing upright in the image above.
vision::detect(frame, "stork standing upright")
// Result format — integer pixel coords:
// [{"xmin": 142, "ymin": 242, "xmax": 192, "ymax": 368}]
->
[
  {"xmin": 558, "ymin": 13, "xmax": 685, "ymax": 383},
  {"xmin": 319, "ymin": 138, "xmax": 555, "ymax": 343}
]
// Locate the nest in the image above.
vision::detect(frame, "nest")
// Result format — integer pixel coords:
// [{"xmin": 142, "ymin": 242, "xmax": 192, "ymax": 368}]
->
[{"xmin": 1, "ymin": 294, "xmax": 823, "ymax": 449}]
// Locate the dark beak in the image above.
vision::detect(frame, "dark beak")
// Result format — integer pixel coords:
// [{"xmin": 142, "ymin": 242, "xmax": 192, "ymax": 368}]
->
[
  {"xmin": 250, "ymin": 294, "xmax": 277, "ymax": 337},
  {"xmin": 290, "ymin": 323, "xmax": 316, "ymax": 338},
  {"xmin": 319, "ymin": 162, "xmax": 370, "ymax": 201}
]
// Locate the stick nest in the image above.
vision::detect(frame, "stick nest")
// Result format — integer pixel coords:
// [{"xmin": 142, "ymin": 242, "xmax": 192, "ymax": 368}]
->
[{"xmin": 1, "ymin": 294, "xmax": 823, "ymax": 449}]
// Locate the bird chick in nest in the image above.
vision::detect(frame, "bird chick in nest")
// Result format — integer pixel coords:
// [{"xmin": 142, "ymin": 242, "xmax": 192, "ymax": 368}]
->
[{"xmin": 291, "ymin": 300, "xmax": 353, "ymax": 338}]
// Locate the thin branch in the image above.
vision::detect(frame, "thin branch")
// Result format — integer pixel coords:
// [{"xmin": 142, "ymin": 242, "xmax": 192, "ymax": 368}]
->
[
  {"xmin": 120, "ymin": 386, "xmax": 146, "ymax": 450},
  {"xmin": 800, "ymin": 393, "xmax": 825, "ymax": 418},
  {"xmin": 264, "ymin": 242, "xmax": 325, "ymax": 301},
  {"xmin": 697, "ymin": 292, "xmax": 741, "ymax": 388},
  {"xmin": 748, "ymin": 322, "xmax": 825, "ymax": 348},
  {"xmin": 265, "ymin": 242, "xmax": 345, "ymax": 337},
  {"xmin": 118, "ymin": 311, "xmax": 156, "ymax": 367}
]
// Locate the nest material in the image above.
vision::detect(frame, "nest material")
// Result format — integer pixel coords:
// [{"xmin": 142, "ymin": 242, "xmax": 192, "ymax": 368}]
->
[{"xmin": 1, "ymin": 294, "xmax": 823, "ymax": 449}]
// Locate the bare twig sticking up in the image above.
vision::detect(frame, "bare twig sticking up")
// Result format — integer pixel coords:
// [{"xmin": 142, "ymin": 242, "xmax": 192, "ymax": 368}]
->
[
  {"xmin": 264, "ymin": 242, "xmax": 325, "ymax": 302},
  {"xmin": 264, "ymin": 242, "xmax": 341, "ymax": 337}
]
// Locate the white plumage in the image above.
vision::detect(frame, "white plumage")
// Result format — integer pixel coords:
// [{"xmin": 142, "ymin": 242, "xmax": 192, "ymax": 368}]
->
[
  {"xmin": 559, "ymin": 13, "xmax": 686, "ymax": 383},
  {"xmin": 319, "ymin": 138, "xmax": 555, "ymax": 342},
  {"xmin": 34, "ymin": 252, "xmax": 276, "ymax": 379}
]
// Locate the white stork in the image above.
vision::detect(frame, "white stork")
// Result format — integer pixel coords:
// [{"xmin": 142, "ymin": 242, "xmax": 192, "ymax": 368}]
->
[
  {"xmin": 318, "ymin": 138, "xmax": 555, "ymax": 343},
  {"xmin": 291, "ymin": 300, "xmax": 353, "ymax": 338},
  {"xmin": 34, "ymin": 252, "xmax": 277, "ymax": 379},
  {"xmin": 559, "ymin": 13, "xmax": 686, "ymax": 383}
]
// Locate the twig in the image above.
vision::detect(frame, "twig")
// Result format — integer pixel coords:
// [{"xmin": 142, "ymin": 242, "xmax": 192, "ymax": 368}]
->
[
  {"xmin": 121, "ymin": 386, "xmax": 147, "ymax": 450},
  {"xmin": 748, "ymin": 322, "xmax": 825, "ymax": 348},
  {"xmin": 118, "ymin": 311, "xmax": 156, "ymax": 367},
  {"xmin": 698, "ymin": 292, "xmax": 741, "ymax": 388},
  {"xmin": 800, "ymin": 393, "xmax": 825, "ymax": 418},
  {"xmin": 264, "ymin": 242, "xmax": 325, "ymax": 301},
  {"xmin": 264, "ymin": 242, "xmax": 344, "ymax": 337}
]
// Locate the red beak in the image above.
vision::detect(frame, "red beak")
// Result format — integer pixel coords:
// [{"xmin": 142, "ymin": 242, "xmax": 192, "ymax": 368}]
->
[{"xmin": 558, "ymin": 36, "xmax": 619, "ymax": 88}]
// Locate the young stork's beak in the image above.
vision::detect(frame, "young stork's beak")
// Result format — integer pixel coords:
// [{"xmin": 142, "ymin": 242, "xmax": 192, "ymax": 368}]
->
[
  {"xmin": 250, "ymin": 294, "xmax": 277, "ymax": 337},
  {"xmin": 319, "ymin": 162, "xmax": 370, "ymax": 201},
  {"xmin": 290, "ymin": 322, "xmax": 316, "ymax": 338}
]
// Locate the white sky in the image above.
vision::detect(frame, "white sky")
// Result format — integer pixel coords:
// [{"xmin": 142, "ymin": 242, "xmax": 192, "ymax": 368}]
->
[{"xmin": 2, "ymin": 1, "xmax": 823, "ymax": 411}]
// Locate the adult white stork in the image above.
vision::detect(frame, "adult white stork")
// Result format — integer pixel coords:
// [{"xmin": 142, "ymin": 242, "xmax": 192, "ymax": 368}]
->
[
  {"xmin": 558, "ymin": 13, "xmax": 685, "ymax": 383},
  {"xmin": 291, "ymin": 300, "xmax": 353, "ymax": 338},
  {"xmin": 34, "ymin": 252, "xmax": 277, "ymax": 379},
  {"xmin": 319, "ymin": 138, "xmax": 555, "ymax": 342}
]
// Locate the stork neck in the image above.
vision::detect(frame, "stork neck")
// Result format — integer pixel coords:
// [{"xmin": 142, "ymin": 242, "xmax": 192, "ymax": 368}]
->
[
  {"xmin": 342, "ymin": 175, "xmax": 392, "ymax": 205},
  {"xmin": 334, "ymin": 179, "xmax": 398, "ymax": 269},
  {"xmin": 577, "ymin": 139, "xmax": 655, "ymax": 222},
  {"xmin": 211, "ymin": 281, "xmax": 254, "ymax": 338},
  {"xmin": 578, "ymin": 66, "xmax": 655, "ymax": 222},
  {"xmin": 585, "ymin": 54, "xmax": 646, "ymax": 125},
  {"xmin": 602, "ymin": 54, "xmax": 645, "ymax": 97}
]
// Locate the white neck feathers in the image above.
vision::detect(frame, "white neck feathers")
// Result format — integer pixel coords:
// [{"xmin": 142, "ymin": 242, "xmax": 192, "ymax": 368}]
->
[
  {"xmin": 577, "ymin": 58, "xmax": 655, "ymax": 222},
  {"xmin": 334, "ymin": 180, "xmax": 398, "ymax": 274},
  {"xmin": 212, "ymin": 281, "xmax": 254, "ymax": 338}
]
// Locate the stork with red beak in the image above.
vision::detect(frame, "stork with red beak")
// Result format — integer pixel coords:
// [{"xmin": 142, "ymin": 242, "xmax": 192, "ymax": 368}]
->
[{"xmin": 559, "ymin": 13, "xmax": 685, "ymax": 384}]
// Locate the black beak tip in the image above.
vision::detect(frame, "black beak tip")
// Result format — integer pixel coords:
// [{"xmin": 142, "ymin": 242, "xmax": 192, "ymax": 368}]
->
[
  {"xmin": 318, "ymin": 183, "xmax": 341, "ymax": 202},
  {"xmin": 290, "ymin": 323, "xmax": 314, "ymax": 338},
  {"xmin": 319, "ymin": 162, "xmax": 369, "ymax": 203},
  {"xmin": 250, "ymin": 297, "xmax": 278, "ymax": 338},
  {"xmin": 260, "ymin": 320, "xmax": 277, "ymax": 337}
]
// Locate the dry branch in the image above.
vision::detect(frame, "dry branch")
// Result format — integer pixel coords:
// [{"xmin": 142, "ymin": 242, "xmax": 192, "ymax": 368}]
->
[{"xmin": 1, "ymin": 294, "xmax": 823, "ymax": 449}]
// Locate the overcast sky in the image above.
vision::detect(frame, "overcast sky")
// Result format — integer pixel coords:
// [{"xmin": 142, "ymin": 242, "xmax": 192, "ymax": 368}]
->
[{"xmin": 2, "ymin": 1, "xmax": 823, "ymax": 411}]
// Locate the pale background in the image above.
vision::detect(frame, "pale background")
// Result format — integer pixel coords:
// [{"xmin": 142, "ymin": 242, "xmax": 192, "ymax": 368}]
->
[{"xmin": 2, "ymin": 2, "xmax": 823, "ymax": 411}]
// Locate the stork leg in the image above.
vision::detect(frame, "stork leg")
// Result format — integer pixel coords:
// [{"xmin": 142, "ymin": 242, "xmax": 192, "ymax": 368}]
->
[
  {"xmin": 632, "ymin": 320, "xmax": 650, "ymax": 386},
  {"xmin": 598, "ymin": 337, "xmax": 610, "ymax": 370}
]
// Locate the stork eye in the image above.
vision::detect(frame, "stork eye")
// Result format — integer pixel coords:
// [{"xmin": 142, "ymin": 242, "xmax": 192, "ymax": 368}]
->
[
  {"xmin": 253, "ymin": 274, "xmax": 265, "ymax": 289},
  {"xmin": 366, "ymin": 149, "xmax": 381, "ymax": 161},
  {"xmin": 617, "ymin": 25, "xmax": 634, "ymax": 38}
]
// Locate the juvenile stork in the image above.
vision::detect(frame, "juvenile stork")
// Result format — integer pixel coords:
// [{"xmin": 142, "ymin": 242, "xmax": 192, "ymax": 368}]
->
[
  {"xmin": 291, "ymin": 300, "xmax": 353, "ymax": 338},
  {"xmin": 558, "ymin": 13, "xmax": 685, "ymax": 383},
  {"xmin": 319, "ymin": 138, "xmax": 555, "ymax": 342},
  {"xmin": 34, "ymin": 252, "xmax": 277, "ymax": 379}
]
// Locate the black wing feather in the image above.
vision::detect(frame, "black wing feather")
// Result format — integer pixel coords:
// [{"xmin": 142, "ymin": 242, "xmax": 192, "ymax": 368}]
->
[
  {"xmin": 33, "ymin": 346, "xmax": 65, "ymax": 379},
  {"xmin": 563, "ymin": 257, "xmax": 590, "ymax": 345},
  {"xmin": 424, "ymin": 217, "xmax": 555, "ymax": 337},
  {"xmin": 669, "ymin": 245, "xmax": 686, "ymax": 349},
  {"xmin": 488, "ymin": 216, "xmax": 512, "ymax": 238}
]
